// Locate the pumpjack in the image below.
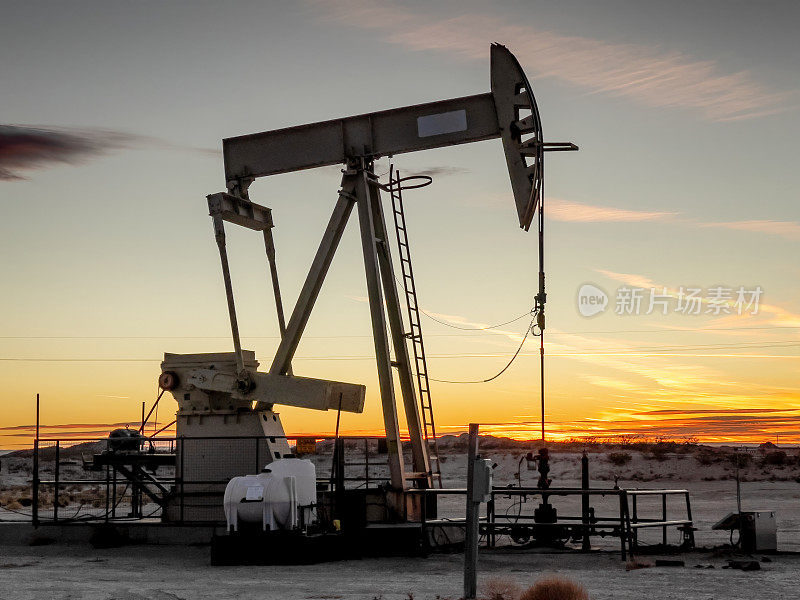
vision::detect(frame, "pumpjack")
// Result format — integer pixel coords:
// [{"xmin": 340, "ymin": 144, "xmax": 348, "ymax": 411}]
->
[{"xmin": 156, "ymin": 44, "xmax": 577, "ymax": 524}]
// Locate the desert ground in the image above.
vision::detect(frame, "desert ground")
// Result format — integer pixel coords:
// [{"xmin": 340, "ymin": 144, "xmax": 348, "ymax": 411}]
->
[
  {"xmin": 1, "ymin": 438, "xmax": 799, "ymax": 598},
  {"xmin": 0, "ymin": 543, "xmax": 798, "ymax": 600}
]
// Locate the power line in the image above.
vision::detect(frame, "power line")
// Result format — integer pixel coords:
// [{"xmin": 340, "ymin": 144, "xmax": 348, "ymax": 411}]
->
[
  {"xmin": 1, "ymin": 325, "xmax": 797, "ymax": 341},
  {"xmin": 1, "ymin": 341, "xmax": 797, "ymax": 363},
  {"xmin": 419, "ymin": 310, "xmax": 531, "ymax": 331},
  {"xmin": 429, "ymin": 319, "xmax": 535, "ymax": 384}
]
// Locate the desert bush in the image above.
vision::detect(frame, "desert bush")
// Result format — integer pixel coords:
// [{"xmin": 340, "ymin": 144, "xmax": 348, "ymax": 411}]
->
[
  {"xmin": 695, "ymin": 451, "xmax": 717, "ymax": 466},
  {"xmin": 727, "ymin": 452, "xmax": 753, "ymax": 468},
  {"xmin": 762, "ymin": 451, "xmax": 788, "ymax": 466},
  {"xmin": 607, "ymin": 452, "xmax": 632, "ymax": 466},
  {"xmin": 482, "ymin": 577, "xmax": 522, "ymax": 600},
  {"xmin": 519, "ymin": 576, "xmax": 588, "ymax": 600},
  {"xmin": 651, "ymin": 440, "xmax": 678, "ymax": 456},
  {"xmin": 626, "ymin": 558, "xmax": 652, "ymax": 571}
]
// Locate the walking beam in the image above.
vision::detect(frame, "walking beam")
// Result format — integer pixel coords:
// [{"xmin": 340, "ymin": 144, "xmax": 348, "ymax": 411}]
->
[{"xmin": 222, "ymin": 44, "xmax": 576, "ymax": 232}]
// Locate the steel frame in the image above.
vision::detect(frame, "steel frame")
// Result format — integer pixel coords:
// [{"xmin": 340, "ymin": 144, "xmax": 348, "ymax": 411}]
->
[{"xmin": 268, "ymin": 158, "xmax": 431, "ymax": 490}]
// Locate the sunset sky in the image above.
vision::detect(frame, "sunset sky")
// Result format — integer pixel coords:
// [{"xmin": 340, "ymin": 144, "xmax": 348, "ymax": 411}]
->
[{"xmin": 1, "ymin": 0, "xmax": 798, "ymax": 448}]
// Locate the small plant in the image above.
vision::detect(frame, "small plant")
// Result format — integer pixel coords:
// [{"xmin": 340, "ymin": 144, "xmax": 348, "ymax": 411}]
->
[
  {"xmin": 482, "ymin": 577, "xmax": 522, "ymax": 600},
  {"xmin": 607, "ymin": 452, "xmax": 632, "ymax": 466},
  {"xmin": 519, "ymin": 576, "xmax": 588, "ymax": 600},
  {"xmin": 695, "ymin": 451, "xmax": 717, "ymax": 466},
  {"xmin": 626, "ymin": 558, "xmax": 653, "ymax": 571}
]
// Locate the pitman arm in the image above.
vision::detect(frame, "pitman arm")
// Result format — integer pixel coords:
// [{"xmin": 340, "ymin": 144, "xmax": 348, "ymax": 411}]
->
[{"xmin": 185, "ymin": 368, "xmax": 365, "ymax": 413}]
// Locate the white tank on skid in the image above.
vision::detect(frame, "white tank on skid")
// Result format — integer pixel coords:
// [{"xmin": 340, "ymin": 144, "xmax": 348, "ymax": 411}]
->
[{"xmin": 223, "ymin": 458, "xmax": 317, "ymax": 532}]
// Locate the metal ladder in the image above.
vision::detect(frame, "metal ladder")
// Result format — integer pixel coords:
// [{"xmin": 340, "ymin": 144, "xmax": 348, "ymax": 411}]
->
[{"xmin": 387, "ymin": 167, "xmax": 443, "ymax": 487}]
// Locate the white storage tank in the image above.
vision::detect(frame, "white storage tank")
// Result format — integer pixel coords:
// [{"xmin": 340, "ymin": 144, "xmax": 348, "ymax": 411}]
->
[{"xmin": 223, "ymin": 458, "xmax": 317, "ymax": 532}]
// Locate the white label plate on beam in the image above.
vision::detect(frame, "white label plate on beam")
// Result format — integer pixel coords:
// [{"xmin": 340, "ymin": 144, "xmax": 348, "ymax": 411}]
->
[{"xmin": 417, "ymin": 110, "xmax": 468, "ymax": 138}]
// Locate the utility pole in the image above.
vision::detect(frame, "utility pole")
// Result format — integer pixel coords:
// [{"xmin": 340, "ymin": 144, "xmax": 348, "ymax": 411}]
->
[
  {"xmin": 32, "ymin": 393, "xmax": 40, "ymax": 528},
  {"xmin": 581, "ymin": 450, "xmax": 590, "ymax": 551},
  {"xmin": 464, "ymin": 424, "xmax": 493, "ymax": 599},
  {"xmin": 464, "ymin": 423, "xmax": 480, "ymax": 600}
]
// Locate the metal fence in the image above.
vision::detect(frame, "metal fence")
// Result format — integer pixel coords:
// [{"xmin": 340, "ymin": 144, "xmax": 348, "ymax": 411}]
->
[
  {"xmin": 413, "ymin": 486, "xmax": 695, "ymax": 560},
  {"xmin": 19, "ymin": 436, "xmax": 695, "ymax": 559},
  {"xmin": 27, "ymin": 434, "xmax": 400, "ymax": 525}
]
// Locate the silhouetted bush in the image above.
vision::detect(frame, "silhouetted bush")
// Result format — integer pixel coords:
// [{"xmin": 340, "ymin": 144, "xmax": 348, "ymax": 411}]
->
[
  {"xmin": 607, "ymin": 452, "xmax": 632, "ymax": 466},
  {"xmin": 695, "ymin": 451, "xmax": 717, "ymax": 466},
  {"xmin": 762, "ymin": 451, "xmax": 788, "ymax": 466},
  {"xmin": 728, "ymin": 452, "xmax": 753, "ymax": 468},
  {"xmin": 650, "ymin": 442, "xmax": 675, "ymax": 461}
]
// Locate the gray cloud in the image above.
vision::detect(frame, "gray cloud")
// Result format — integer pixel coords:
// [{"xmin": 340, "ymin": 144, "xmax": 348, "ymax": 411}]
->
[
  {"xmin": 412, "ymin": 166, "xmax": 470, "ymax": 179},
  {"xmin": 0, "ymin": 125, "xmax": 218, "ymax": 181}
]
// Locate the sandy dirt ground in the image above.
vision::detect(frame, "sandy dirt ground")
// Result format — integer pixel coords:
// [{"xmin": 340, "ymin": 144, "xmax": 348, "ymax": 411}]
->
[
  {"xmin": 0, "ymin": 544, "xmax": 797, "ymax": 600},
  {"xmin": 2, "ymin": 444, "xmax": 799, "ymax": 598}
]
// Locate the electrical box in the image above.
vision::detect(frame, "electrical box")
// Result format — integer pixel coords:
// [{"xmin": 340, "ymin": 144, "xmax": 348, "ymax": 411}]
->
[
  {"xmin": 740, "ymin": 511, "xmax": 777, "ymax": 552},
  {"xmin": 472, "ymin": 459, "xmax": 493, "ymax": 503}
]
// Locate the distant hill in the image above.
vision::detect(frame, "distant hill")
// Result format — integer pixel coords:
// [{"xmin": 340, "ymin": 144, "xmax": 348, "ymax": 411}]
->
[{"xmin": 5, "ymin": 440, "xmax": 105, "ymax": 460}]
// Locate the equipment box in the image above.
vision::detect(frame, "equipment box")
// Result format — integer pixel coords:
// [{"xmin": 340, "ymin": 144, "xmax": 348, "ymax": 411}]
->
[{"xmin": 741, "ymin": 511, "xmax": 777, "ymax": 552}]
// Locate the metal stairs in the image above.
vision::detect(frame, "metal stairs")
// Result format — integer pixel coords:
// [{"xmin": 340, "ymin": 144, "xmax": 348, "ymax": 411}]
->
[{"xmin": 387, "ymin": 167, "xmax": 443, "ymax": 488}]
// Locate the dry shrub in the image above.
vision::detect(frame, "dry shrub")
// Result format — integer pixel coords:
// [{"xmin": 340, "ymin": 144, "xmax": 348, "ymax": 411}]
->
[
  {"xmin": 727, "ymin": 452, "xmax": 752, "ymax": 468},
  {"xmin": 626, "ymin": 558, "xmax": 652, "ymax": 571},
  {"xmin": 519, "ymin": 576, "xmax": 588, "ymax": 600},
  {"xmin": 695, "ymin": 451, "xmax": 716, "ymax": 466},
  {"xmin": 762, "ymin": 451, "xmax": 788, "ymax": 467},
  {"xmin": 482, "ymin": 576, "xmax": 522, "ymax": 600},
  {"xmin": 607, "ymin": 452, "xmax": 631, "ymax": 466}
]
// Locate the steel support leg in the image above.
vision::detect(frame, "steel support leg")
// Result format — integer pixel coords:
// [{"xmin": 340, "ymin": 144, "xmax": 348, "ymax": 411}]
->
[
  {"xmin": 354, "ymin": 165, "xmax": 405, "ymax": 490},
  {"xmin": 269, "ymin": 176, "xmax": 358, "ymax": 375}
]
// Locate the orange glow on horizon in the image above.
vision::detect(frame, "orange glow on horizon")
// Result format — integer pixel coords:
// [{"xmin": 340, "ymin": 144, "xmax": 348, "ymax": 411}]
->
[{"xmin": 7, "ymin": 408, "xmax": 800, "ymax": 449}]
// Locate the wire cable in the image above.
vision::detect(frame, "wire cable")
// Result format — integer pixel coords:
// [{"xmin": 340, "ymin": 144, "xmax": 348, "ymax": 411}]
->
[
  {"xmin": 420, "ymin": 309, "xmax": 532, "ymax": 331},
  {"xmin": 429, "ymin": 318, "xmax": 535, "ymax": 383}
]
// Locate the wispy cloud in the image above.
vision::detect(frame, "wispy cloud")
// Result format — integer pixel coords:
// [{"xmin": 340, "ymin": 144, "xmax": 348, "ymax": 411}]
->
[
  {"xmin": 546, "ymin": 198, "xmax": 677, "ymax": 223},
  {"xmin": 544, "ymin": 198, "xmax": 800, "ymax": 242},
  {"xmin": 455, "ymin": 404, "xmax": 800, "ymax": 441},
  {"xmin": 412, "ymin": 166, "xmax": 470, "ymax": 179},
  {"xmin": 0, "ymin": 421, "xmax": 133, "ymax": 432},
  {"xmin": 310, "ymin": 0, "xmax": 792, "ymax": 121},
  {"xmin": 595, "ymin": 268, "xmax": 800, "ymax": 329},
  {"xmin": 0, "ymin": 125, "xmax": 217, "ymax": 181},
  {"xmin": 698, "ymin": 219, "xmax": 800, "ymax": 240}
]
